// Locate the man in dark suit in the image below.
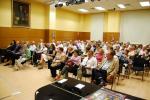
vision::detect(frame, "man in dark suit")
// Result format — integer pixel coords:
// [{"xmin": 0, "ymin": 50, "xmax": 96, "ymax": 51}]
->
[{"xmin": 4, "ymin": 41, "xmax": 22, "ymax": 66}]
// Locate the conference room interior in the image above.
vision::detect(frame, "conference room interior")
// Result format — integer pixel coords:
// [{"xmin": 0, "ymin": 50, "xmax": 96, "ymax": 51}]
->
[{"xmin": 0, "ymin": 0, "xmax": 150, "ymax": 100}]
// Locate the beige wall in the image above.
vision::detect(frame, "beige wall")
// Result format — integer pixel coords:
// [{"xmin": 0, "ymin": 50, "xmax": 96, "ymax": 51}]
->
[
  {"xmin": 49, "ymin": 5, "xmax": 56, "ymax": 29},
  {"xmin": 0, "ymin": 0, "xmax": 11, "ymax": 27},
  {"xmin": 79, "ymin": 14, "xmax": 91, "ymax": 32},
  {"xmin": 104, "ymin": 11, "xmax": 120, "ymax": 32},
  {"xmin": 52, "ymin": 8, "xmax": 90, "ymax": 32},
  {"xmin": 55, "ymin": 9, "xmax": 80, "ymax": 31},
  {"xmin": 0, "ymin": 0, "xmax": 90, "ymax": 31},
  {"xmin": 0, "ymin": 0, "xmax": 48, "ymax": 29},
  {"xmin": 30, "ymin": 1, "xmax": 48, "ymax": 29}
]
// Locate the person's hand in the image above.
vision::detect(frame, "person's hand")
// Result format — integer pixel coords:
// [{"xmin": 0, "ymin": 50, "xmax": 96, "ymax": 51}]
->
[
  {"xmin": 107, "ymin": 75, "xmax": 114, "ymax": 81},
  {"xmin": 55, "ymin": 60, "xmax": 60, "ymax": 63}
]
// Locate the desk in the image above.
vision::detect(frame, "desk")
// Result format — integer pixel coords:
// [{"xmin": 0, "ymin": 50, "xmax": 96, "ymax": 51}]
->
[
  {"xmin": 35, "ymin": 84, "xmax": 81, "ymax": 100},
  {"xmin": 53, "ymin": 77, "xmax": 100, "ymax": 97},
  {"xmin": 35, "ymin": 78, "xmax": 145, "ymax": 100}
]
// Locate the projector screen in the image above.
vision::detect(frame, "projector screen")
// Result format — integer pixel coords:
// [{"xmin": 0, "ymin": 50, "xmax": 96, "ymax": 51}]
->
[{"xmin": 120, "ymin": 10, "xmax": 150, "ymax": 44}]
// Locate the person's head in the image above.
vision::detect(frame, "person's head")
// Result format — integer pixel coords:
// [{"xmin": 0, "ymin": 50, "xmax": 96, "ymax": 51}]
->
[
  {"xmin": 98, "ymin": 48, "xmax": 104, "ymax": 55},
  {"xmin": 67, "ymin": 47, "xmax": 73, "ymax": 52},
  {"xmin": 116, "ymin": 46, "xmax": 120, "ymax": 51},
  {"xmin": 50, "ymin": 43, "xmax": 55, "ymax": 50},
  {"xmin": 27, "ymin": 44, "xmax": 30, "ymax": 48},
  {"xmin": 32, "ymin": 41, "xmax": 35, "ymax": 45},
  {"xmin": 11, "ymin": 40, "xmax": 16, "ymax": 45},
  {"xmin": 16, "ymin": 41, "xmax": 20, "ymax": 45},
  {"xmin": 132, "ymin": 44, "xmax": 136, "ymax": 50},
  {"xmin": 87, "ymin": 50, "xmax": 94, "ymax": 58},
  {"xmin": 40, "ymin": 39, "xmax": 43, "ymax": 43},
  {"xmin": 106, "ymin": 50, "xmax": 115, "ymax": 60},
  {"xmin": 145, "ymin": 49, "xmax": 149, "ymax": 54},
  {"xmin": 73, "ymin": 50, "xmax": 79, "ymax": 57},
  {"xmin": 58, "ymin": 47, "xmax": 64, "ymax": 53},
  {"xmin": 124, "ymin": 49, "xmax": 129, "ymax": 56},
  {"xmin": 107, "ymin": 46, "xmax": 113, "ymax": 51},
  {"xmin": 85, "ymin": 46, "xmax": 91, "ymax": 52}
]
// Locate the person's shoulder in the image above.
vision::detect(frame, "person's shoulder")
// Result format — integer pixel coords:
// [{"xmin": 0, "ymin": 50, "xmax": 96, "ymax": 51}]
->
[
  {"xmin": 62, "ymin": 52, "xmax": 66, "ymax": 56},
  {"xmin": 83, "ymin": 56, "xmax": 88, "ymax": 60},
  {"xmin": 92, "ymin": 56, "xmax": 97, "ymax": 60}
]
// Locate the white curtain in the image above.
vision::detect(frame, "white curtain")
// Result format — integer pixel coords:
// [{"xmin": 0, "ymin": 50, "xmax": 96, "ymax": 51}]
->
[
  {"xmin": 90, "ymin": 14, "xmax": 104, "ymax": 41},
  {"xmin": 120, "ymin": 10, "xmax": 150, "ymax": 44}
]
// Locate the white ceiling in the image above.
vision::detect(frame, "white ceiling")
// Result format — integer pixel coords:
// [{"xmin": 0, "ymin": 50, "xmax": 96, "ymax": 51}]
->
[{"xmin": 35, "ymin": 0, "xmax": 150, "ymax": 13}]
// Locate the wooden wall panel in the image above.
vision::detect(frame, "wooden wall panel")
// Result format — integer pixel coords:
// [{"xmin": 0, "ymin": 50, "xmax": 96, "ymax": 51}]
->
[
  {"xmin": 78, "ymin": 32, "xmax": 90, "ymax": 41},
  {"xmin": 0, "ymin": 27, "xmax": 46, "ymax": 48},
  {"xmin": 49, "ymin": 30, "xmax": 90, "ymax": 42},
  {"xmin": 103, "ymin": 32, "xmax": 120, "ymax": 42},
  {"xmin": 0, "ymin": 27, "xmax": 90, "ymax": 48}
]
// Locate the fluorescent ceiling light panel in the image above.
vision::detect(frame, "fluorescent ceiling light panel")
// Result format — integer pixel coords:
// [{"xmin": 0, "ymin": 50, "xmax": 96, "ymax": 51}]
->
[
  {"xmin": 85, "ymin": 0, "xmax": 88, "ymax": 2},
  {"xmin": 117, "ymin": 4, "xmax": 126, "ymax": 8},
  {"xmin": 140, "ymin": 1, "xmax": 150, "ymax": 7},
  {"xmin": 78, "ymin": 9, "xmax": 88, "ymax": 12},
  {"xmin": 95, "ymin": 7, "xmax": 105, "ymax": 10}
]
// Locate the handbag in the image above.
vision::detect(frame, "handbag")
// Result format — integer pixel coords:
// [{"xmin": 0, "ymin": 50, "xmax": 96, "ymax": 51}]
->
[
  {"xmin": 66, "ymin": 60, "xmax": 74, "ymax": 67},
  {"xmin": 51, "ymin": 62, "xmax": 60, "ymax": 67},
  {"xmin": 82, "ymin": 66, "xmax": 87, "ymax": 75}
]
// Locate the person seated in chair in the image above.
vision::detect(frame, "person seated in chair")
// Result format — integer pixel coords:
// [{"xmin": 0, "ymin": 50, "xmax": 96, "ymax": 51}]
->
[
  {"xmin": 37, "ymin": 44, "xmax": 49, "ymax": 69},
  {"xmin": 48, "ymin": 47, "xmax": 67, "ymax": 80},
  {"xmin": 55, "ymin": 50, "xmax": 81, "ymax": 79},
  {"xmin": 15, "ymin": 44, "xmax": 31, "ymax": 70},
  {"xmin": 91, "ymin": 49, "xmax": 119, "ymax": 86},
  {"xmin": 4, "ymin": 41, "xmax": 22, "ymax": 66},
  {"xmin": 78, "ymin": 50, "xmax": 97, "ymax": 80}
]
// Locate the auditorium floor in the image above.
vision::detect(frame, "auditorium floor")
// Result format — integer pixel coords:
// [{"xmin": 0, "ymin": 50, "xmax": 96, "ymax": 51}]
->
[{"xmin": 0, "ymin": 64, "xmax": 150, "ymax": 100}]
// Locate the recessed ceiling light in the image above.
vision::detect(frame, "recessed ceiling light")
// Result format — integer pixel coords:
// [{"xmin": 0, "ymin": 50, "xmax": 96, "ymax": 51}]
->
[
  {"xmin": 140, "ymin": 1, "xmax": 150, "ymax": 7},
  {"xmin": 117, "ymin": 4, "xmax": 126, "ymax": 8},
  {"xmin": 95, "ymin": 7, "xmax": 105, "ymax": 10},
  {"xmin": 78, "ymin": 9, "xmax": 88, "ymax": 12}
]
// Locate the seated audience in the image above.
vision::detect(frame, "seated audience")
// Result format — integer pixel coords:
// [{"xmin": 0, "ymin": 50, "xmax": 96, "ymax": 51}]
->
[
  {"xmin": 95, "ymin": 48, "xmax": 104, "ymax": 63},
  {"xmin": 15, "ymin": 44, "xmax": 31, "ymax": 70},
  {"xmin": 48, "ymin": 47, "xmax": 67, "ymax": 80},
  {"xmin": 3, "ymin": 40, "xmax": 17, "ymax": 62},
  {"xmin": 66, "ymin": 47, "xmax": 74, "ymax": 58},
  {"xmin": 4, "ymin": 41, "xmax": 22, "ymax": 66},
  {"xmin": 32, "ymin": 42, "xmax": 47, "ymax": 66},
  {"xmin": 91, "ymin": 49, "xmax": 119, "ymax": 85},
  {"xmin": 55, "ymin": 50, "xmax": 81, "ymax": 79},
  {"xmin": 37, "ymin": 44, "xmax": 48, "ymax": 69},
  {"xmin": 29, "ymin": 41, "xmax": 36, "ymax": 64},
  {"xmin": 47, "ymin": 43, "xmax": 56, "ymax": 59},
  {"xmin": 78, "ymin": 50, "xmax": 97, "ymax": 80}
]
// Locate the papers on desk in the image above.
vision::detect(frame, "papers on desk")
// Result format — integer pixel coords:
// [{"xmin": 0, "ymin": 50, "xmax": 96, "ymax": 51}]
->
[
  {"xmin": 57, "ymin": 79, "xmax": 68, "ymax": 84},
  {"xmin": 75, "ymin": 84, "xmax": 85, "ymax": 89}
]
